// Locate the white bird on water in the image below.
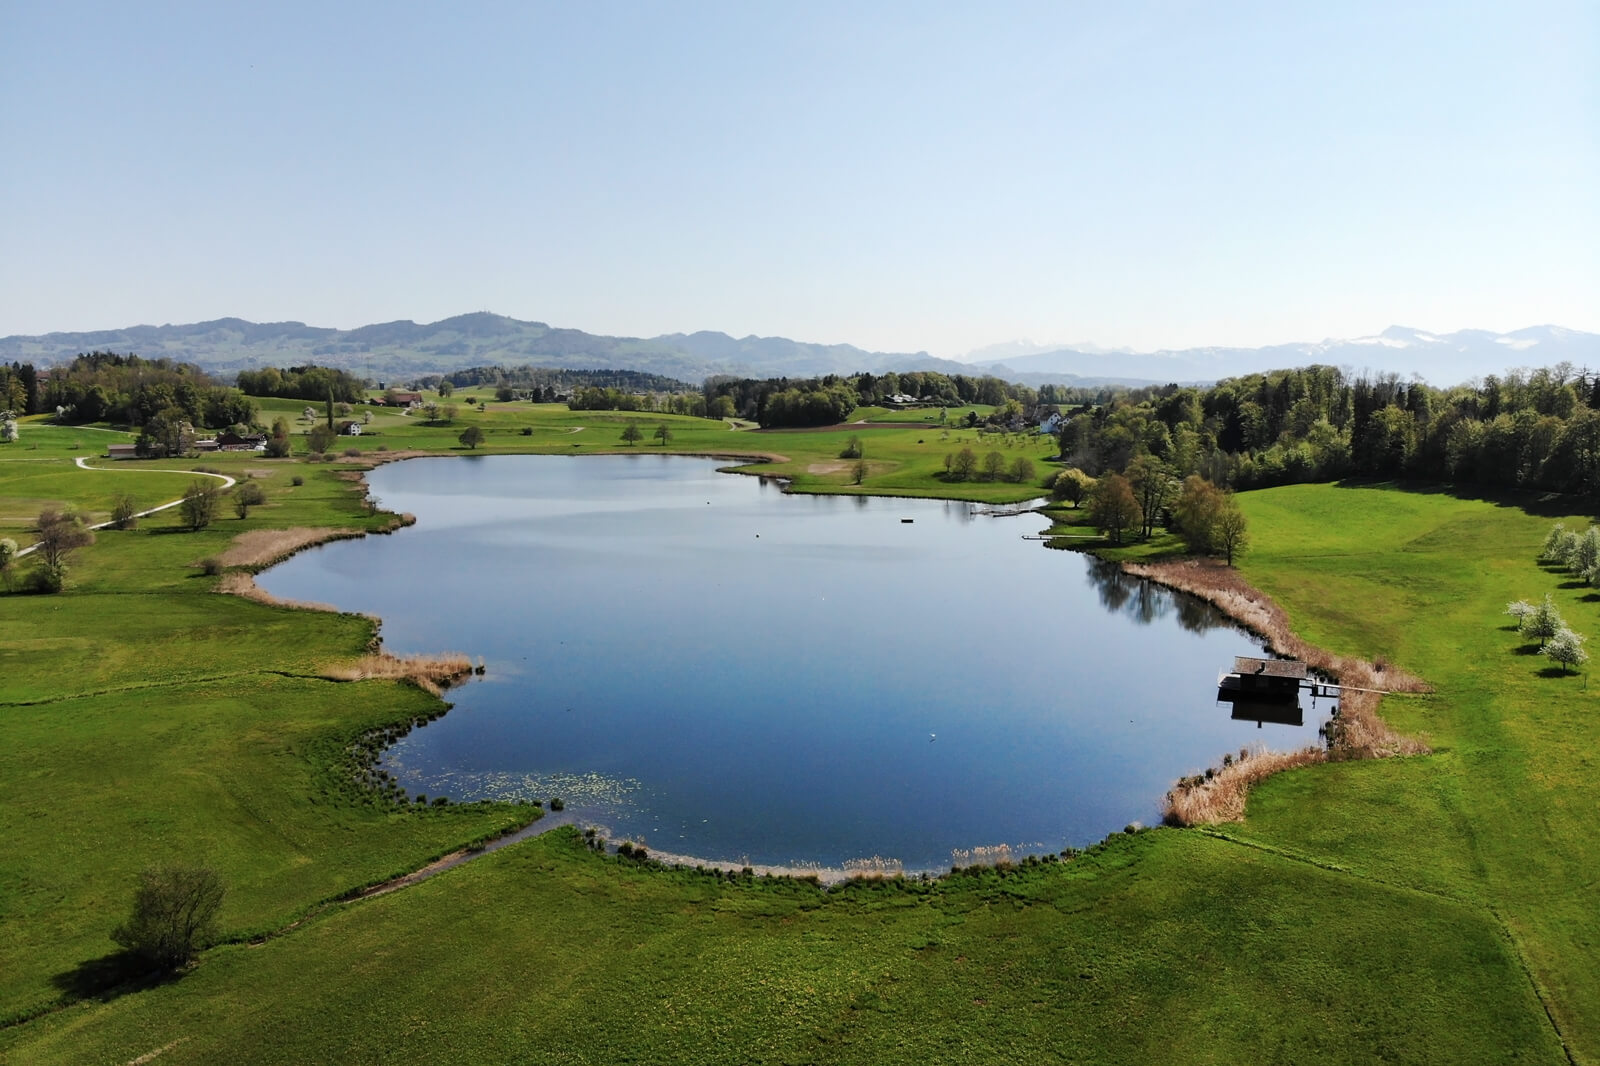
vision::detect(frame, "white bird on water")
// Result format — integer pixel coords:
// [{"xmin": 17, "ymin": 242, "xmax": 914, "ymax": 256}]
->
[{"xmin": 929, "ymin": 733, "xmax": 937, "ymax": 742}]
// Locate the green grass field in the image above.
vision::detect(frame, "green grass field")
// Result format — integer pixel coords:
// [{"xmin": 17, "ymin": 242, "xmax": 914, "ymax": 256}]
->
[{"xmin": 0, "ymin": 403, "xmax": 1595, "ymax": 1062}]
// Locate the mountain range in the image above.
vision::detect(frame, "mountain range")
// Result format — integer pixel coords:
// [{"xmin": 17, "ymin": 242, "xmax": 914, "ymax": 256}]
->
[
  {"xmin": 1, "ymin": 314, "xmax": 1594, "ymax": 389},
  {"xmin": 970, "ymin": 326, "xmax": 1600, "ymax": 388}
]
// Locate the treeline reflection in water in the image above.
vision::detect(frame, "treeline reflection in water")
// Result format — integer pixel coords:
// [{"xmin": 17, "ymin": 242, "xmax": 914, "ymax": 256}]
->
[{"xmin": 1083, "ymin": 557, "xmax": 1236, "ymax": 635}]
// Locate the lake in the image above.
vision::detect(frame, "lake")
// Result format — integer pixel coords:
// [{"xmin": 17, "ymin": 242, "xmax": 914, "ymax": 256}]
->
[{"xmin": 258, "ymin": 454, "xmax": 1330, "ymax": 871}]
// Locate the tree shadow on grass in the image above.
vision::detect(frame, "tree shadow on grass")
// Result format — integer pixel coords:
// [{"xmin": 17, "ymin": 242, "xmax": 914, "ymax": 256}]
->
[
  {"xmin": 1331, "ymin": 478, "xmax": 1596, "ymax": 520},
  {"xmin": 1537, "ymin": 667, "xmax": 1580, "ymax": 679},
  {"xmin": 1512, "ymin": 644, "xmax": 1544, "ymax": 656},
  {"xmin": 49, "ymin": 950, "xmax": 173, "ymax": 1005},
  {"xmin": 1558, "ymin": 580, "xmax": 1589, "ymax": 590}
]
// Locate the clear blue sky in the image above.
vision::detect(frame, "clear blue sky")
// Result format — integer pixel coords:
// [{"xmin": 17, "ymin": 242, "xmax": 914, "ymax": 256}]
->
[{"xmin": 2, "ymin": 1, "xmax": 1595, "ymax": 355}]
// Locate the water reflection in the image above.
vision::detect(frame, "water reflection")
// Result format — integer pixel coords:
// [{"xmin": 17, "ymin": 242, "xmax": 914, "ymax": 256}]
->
[
  {"xmin": 259, "ymin": 454, "xmax": 1323, "ymax": 868},
  {"xmin": 1083, "ymin": 557, "xmax": 1235, "ymax": 635}
]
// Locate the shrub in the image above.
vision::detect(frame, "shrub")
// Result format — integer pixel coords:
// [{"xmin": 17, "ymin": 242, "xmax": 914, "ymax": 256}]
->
[
  {"xmin": 839, "ymin": 436, "xmax": 863, "ymax": 460},
  {"xmin": 520, "ymin": 426, "xmax": 534, "ymax": 436},
  {"xmin": 549, "ymin": 796, "xmax": 565, "ymax": 811},
  {"xmin": 179, "ymin": 480, "xmax": 221, "ymax": 531},
  {"xmin": 232, "ymin": 481, "xmax": 267, "ymax": 519},
  {"xmin": 343, "ymin": 447, "xmax": 362, "ymax": 458},
  {"xmin": 949, "ymin": 447, "xmax": 978, "ymax": 480},
  {"xmin": 1049, "ymin": 467, "xmax": 1100, "ymax": 505},
  {"xmin": 110, "ymin": 864, "xmax": 225, "ymax": 971},
  {"xmin": 291, "ymin": 475, "xmax": 305, "ymax": 486},
  {"xmin": 199, "ymin": 556, "xmax": 223, "ymax": 576},
  {"xmin": 110, "ymin": 493, "xmax": 140, "ymax": 530}
]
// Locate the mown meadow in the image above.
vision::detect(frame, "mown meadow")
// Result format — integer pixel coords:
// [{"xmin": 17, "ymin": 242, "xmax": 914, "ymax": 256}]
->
[{"xmin": 0, "ymin": 396, "xmax": 1592, "ymax": 1063}]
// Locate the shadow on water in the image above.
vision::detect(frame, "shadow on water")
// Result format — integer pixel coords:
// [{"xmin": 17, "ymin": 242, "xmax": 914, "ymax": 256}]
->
[{"xmin": 1083, "ymin": 557, "xmax": 1236, "ymax": 635}]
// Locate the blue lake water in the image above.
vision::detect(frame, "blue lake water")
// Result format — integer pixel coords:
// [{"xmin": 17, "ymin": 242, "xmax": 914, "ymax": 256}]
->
[{"xmin": 258, "ymin": 454, "xmax": 1330, "ymax": 870}]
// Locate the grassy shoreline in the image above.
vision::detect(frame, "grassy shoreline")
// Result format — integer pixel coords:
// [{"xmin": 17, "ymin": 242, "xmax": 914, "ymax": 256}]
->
[{"xmin": 1, "ymin": 405, "xmax": 1593, "ymax": 1062}]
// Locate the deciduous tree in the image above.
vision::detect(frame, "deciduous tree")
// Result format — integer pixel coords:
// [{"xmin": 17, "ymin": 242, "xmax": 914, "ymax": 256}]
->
[
  {"xmin": 458, "ymin": 425, "xmax": 485, "ymax": 449},
  {"xmin": 1051, "ymin": 468, "xmax": 1094, "ymax": 508},
  {"xmin": 34, "ymin": 509, "xmax": 95, "ymax": 590},
  {"xmin": 111, "ymin": 864, "xmax": 225, "ymax": 971},
  {"xmin": 1126, "ymin": 454, "xmax": 1177, "ymax": 538},
  {"xmin": 179, "ymin": 481, "xmax": 221, "ymax": 531},
  {"xmin": 1521, "ymin": 594, "xmax": 1565, "ymax": 648},
  {"xmin": 307, "ymin": 423, "xmax": 336, "ymax": 454},
  {"xmin": 1089, "ymin": 473, "xmax": 1142, "ymax": 545},
  {"xmin": 1173, "ymin": 475, "xmax": 1223, "ymax": 555},
  {"xmin": 232, "ymin": 481, "xmax": 266, "ymax": 519},
  {"xmin": 1543, "ymin": 627, "xmax": 1589, "ymax": 673},
  {"xmin": 1215, "ymin": 496, "xmax": 1250, "ymax": 565},
  {"xmin": 620, "ymin": 421, "xmax": 643, "ymax": 446},
  {"xmin": 110, "ymin": 493, "xmax": 140, "ymax": 530},
  {"xmin": 654, "ymin": 424, "xmax": 672, "ymax": 447}
]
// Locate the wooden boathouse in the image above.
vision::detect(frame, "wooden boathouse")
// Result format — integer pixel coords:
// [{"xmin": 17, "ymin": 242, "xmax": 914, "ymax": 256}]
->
[{"xmin": 1218, "ymin": 656, "xmax": 1312, "ymax": 728}]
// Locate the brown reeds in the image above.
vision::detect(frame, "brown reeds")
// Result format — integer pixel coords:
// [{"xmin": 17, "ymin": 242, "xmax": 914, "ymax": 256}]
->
[
  {"xmin": 1123, "ymin": 558, "xmax": 1430, "ymax": 696},
  {"xmin": 323, "ymin": 652, "xmax": 475, "ymax": 695},
  {"xmin": 842, "ymin": 855, "xmax": 904, "ymax": 879},
  {"xmin": 215, "ymin": 527, "xmax": 362, "ymax": 569},
  {"xmin": 213, "ymin": 571, "xmax": 342, "ymax": 613},
  {"xmin": 950, "ymin": 843, "xmax": 1013, "ymax": 869},
  {"xmin": 1163, "ymin": 746, "xmax": 1327, "ymax": 826},
  {"xmin": 1325, "ymin": 687, "xmax": 1429, "ymax": 760},
  {"xmin": 1127, "ymin": 557, "xmax": 1431, "ymax": 826}
]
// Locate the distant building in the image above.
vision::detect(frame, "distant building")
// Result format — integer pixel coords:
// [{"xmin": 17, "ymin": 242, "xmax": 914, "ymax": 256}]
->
[
  {"xmin": 106, "ymin": 443, "xmax": 138, "ymax": 459},
  {"xmin": 338, "ymin": 421, "xmax": 362, "ymax": 436},
  {"xmin": 215, "ymin": 431, "xmax": 267, "ymax": 451}
]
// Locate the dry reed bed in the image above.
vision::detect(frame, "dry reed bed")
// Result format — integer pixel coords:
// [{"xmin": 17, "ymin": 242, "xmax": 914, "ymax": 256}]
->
[
  {"xmin": 1123, "ymin": 558, "xmax": 1431, "ymax": 826},
  {"xmin": 1163, "ymin": 746, "xmax": 1327, "ymax": 825},
  {"xmin": 323, "ymin": 652, "xmax": 476, "ymax": 696},
  {"xmin": 216, "ymin": 527, "xmax": 363, "ymax": 569},
  {"xmin": 213, "ymin": 571, "xmax": 343, "ymax": 614}
]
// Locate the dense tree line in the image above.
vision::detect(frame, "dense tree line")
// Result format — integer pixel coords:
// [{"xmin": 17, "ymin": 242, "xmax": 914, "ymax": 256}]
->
[
  {"xmin": 431, "ymin": 366, "xmax": 696, "ymax": 394},
  {"xmin": 1059, "ymin": 363, "xmax": 1600, "ymax": 499},
  {"xmin": 18, "ymin": 353, "xmax": 255, "ymax": 432},
  {"xmin": 854, "ymin": 369, "xmax": 1118, "ymax": 409},
  {"xmin": 0, "ymin": 362, "xmax": 40, "ymax": 414},
  {"xmin": 236, "ymin": 364, "xmax": 365, "ymax": 403}
]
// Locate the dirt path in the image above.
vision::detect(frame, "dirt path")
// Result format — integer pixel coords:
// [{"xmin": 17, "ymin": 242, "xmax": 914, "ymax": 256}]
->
[
  {"xmin": 15, "ymin": 459, "xmax": 237, "ymax": 558},
  {"xmin": 354, "ymin": 811, "xmax": 577, "ymax": 898}
]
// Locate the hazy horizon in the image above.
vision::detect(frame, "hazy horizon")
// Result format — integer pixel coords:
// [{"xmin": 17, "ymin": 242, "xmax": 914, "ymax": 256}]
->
[{"xmin": 3, "ymin": 3, "xmax": 1595, "ymax": 356}]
